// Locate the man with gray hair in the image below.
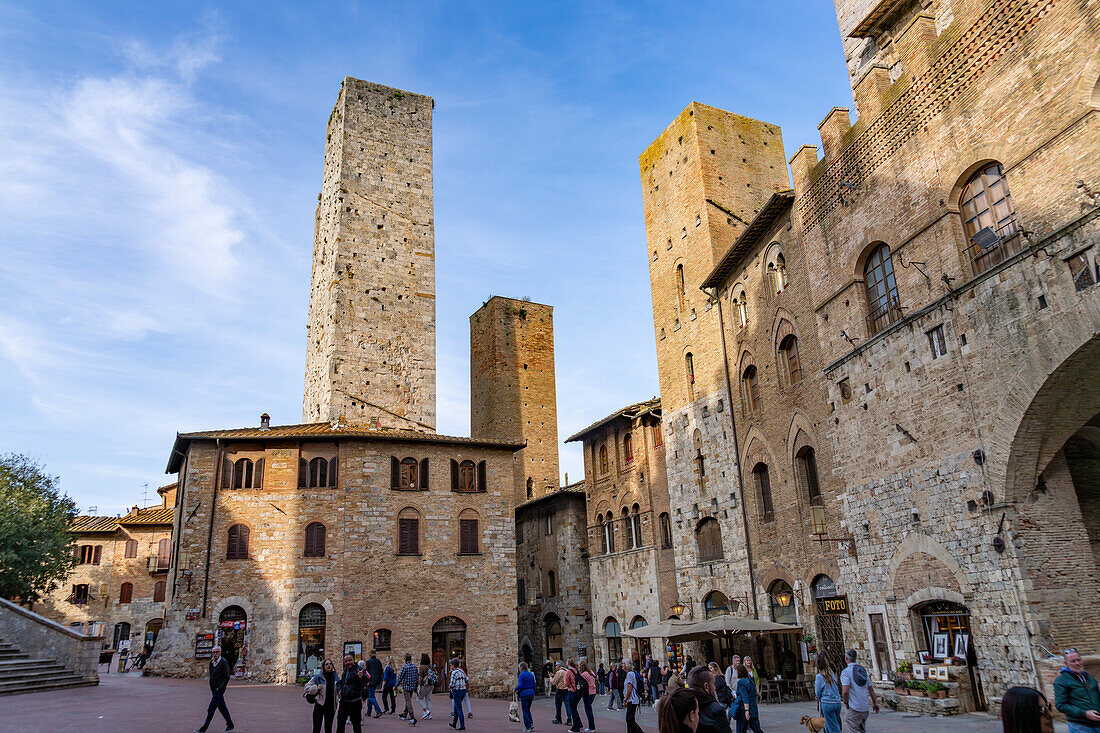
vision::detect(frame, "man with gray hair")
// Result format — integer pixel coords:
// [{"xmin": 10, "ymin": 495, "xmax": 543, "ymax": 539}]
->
[
  {"xmin": 193, "ymin": 645, "xmax": 234, "ymax": 733},
  {"xmin": 840, "ymin": 648, "xmax": 877, "ymax": 732},
  {"xmin": 1054, "ymin": 648, "xmax": 1100, "ymax": 732}
]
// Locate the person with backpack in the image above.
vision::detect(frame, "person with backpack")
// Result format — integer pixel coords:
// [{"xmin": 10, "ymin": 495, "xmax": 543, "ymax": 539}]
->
[
  {"xmin": 364, "ymin": 652, "xmax": 384, "ymax": 719},
  {"xmin": 598, "ymin": 663, "xmax": 608, "ymax": 696},
  {"xmin": 565, "ymin": 659, "xmax": 583, "ymax": 733},
  {"xmin": 417, "ymin": 653, "xmax": 437, "ymax": 720},
  {"xmin": 840, "ymin": 649, "xmax": 878, "ymax": 732},
  {"xmin": 304, "ymin": 658, "xmax": 337, "ymax": 733},
  {"xmin": 578, "ymin": 660, "xmax": 598, "ymax": 732},
  {"xmin": 707, "ymin": 663, "xmax": 734, "ymax": 716}
]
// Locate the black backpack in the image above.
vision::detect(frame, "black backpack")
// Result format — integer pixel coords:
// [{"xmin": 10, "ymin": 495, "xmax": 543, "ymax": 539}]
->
[{"xmin": 575, "ymin": 670, "xmax": 590, "ymax": 696}]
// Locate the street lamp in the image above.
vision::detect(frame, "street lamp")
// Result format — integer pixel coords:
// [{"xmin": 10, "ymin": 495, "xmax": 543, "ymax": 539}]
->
[{"xmin": 671, "ymin": 600, "xmax": 687, "ymax": 617}]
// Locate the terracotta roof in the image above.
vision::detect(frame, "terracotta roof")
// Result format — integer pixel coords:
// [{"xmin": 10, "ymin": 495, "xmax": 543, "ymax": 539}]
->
[
  {"xmin": 156, "ymin": 483, "xmax": 176, "ymax": 496},
  {"xmin": 167, "ymin": 421, "xmax": 526, "ymax": 473},
  {"xmin": 515, "ymin": 485, "xmax": 587, "ymax": 512},
  {"xmin": 564, "ymin": 398, "xmax": 661, "ymax": 443},
  {"xmin": 700, "ymin": 190, "xmax": 794, "ymax": 290},
  {"xmin": 70, "ymin": 516, "xmax": 119, "ymax": 533},
  {"xmin": 119, "ymin": 506, "xmax": 175, "ymax": 526}
]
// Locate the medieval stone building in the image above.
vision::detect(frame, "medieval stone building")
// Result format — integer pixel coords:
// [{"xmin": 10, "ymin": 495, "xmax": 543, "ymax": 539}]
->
[{"xmin": 639, "ymin": 0, "xmax": 1100, "ymax": 711}]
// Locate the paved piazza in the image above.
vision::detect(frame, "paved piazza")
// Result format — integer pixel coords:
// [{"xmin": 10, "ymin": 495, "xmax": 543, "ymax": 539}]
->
[{"xmin": 0, "ymin": 672, "xmax": 1018, "ymax": 733}]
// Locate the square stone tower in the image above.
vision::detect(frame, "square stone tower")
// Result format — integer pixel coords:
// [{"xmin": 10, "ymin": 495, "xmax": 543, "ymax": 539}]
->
[
  {"xmin": 303, "ymin": 77, "xmax": 436, "ymax": 431},
  {"xmin": 470, "ymin": 296, "xmax": 559, "ymax": 504}
]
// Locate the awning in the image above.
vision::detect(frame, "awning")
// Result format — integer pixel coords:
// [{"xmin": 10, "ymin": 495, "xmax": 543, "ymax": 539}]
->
[{"xmin": 621, "ymin": 615, "xmax": 800, "ymax": 642}]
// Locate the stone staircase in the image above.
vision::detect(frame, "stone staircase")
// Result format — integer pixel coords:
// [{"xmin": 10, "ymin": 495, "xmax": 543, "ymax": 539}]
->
[{"xmin": 0, "ymin": 638, "xmax": 96, "ymax": 695}]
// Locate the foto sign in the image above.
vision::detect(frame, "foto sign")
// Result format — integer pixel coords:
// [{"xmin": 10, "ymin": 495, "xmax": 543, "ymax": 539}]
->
[{"xmin": 819, "ymin": 595, "xmax": 849, "ymax": 616}]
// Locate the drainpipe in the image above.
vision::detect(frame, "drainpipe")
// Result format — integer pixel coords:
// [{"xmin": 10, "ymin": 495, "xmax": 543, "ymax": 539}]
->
[
  {"xmin": 704, "ymin": 284, "xmax": 759, "ymax": 620},
  {"xmin": 202, "ymin": 439, "xmax": 222, "ymax": 619}
]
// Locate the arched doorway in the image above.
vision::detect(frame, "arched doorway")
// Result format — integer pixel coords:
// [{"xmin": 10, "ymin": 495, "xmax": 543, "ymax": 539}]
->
[
  {"xmin": 630, "ymin": 616, "xmax": 650, "ymax": 667},
  {"xmin": 218, "ymin": 606, "xmax": 247, "ymax": 673},
  {"xmin": 913, "ymin": 600, "xmax": 984, "ymax": 710},
  {"xmin": 144, "ymin": 618, "xmax": 163, "ymax": 652},
  {"xmin": 298, "ymin": 603, "xmax": 326, "ymax": 679},
  {"xmin": 544, "ymin": 614, "xmax": 563, "ymax": 663},
  {"xmin": 811, "ymin": 574, "xmax": 844, "ymax": 668},
  {"xmin": 432, "ymin": 616, "xmax": 467, "ymax": 691},
  {"xmin": 112, "ymin": 621, "xmax": 131, "ymax": 651}
]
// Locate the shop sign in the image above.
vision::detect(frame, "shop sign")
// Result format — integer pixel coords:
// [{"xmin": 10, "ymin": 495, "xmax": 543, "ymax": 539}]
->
[
  {"xmin": 220, "ymin": 620, "xmax": 246, "ymax": 630},
  {"xmin": 195, "ymin": 633, "xmax": 215, "ymax": 659},
  {"xmin": 186, "ymin": 608, "xmax": 201, "ymax": 621},
  {"xmin": 819, "ymin": 595, "xmax": 849, "ymax": 616}
]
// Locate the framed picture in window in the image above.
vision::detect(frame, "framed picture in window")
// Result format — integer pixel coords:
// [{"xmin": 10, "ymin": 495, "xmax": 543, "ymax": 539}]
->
[
  {"xmin": 954, "ymin": 633, "xmax": 970, "ymax": 659},
  {"xmin": 932, "ymin": 633, "xmax": 950, "ymax": 660}
]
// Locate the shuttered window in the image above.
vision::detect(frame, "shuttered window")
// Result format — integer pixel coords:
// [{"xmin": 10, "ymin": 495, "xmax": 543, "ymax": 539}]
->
[
  {"xmin": 398, "ymin": 516, "xmax": 419, "ymax": 555},
  {"xmin": 451, "ymin": 460, "xmax": 477, "ymax": 491},
  {"xmin": 753, "ymin": 463, "xmax": 774, "ymax": 521},
  {"xmin": 459, "ymin": 517, "xmax": 479, "ymax": 554},
  {"xmin": 153, "ymin": 581, "xmax": 166, "ymax": 603},
  {"xmin": 119, "ymin": 582, "xmax": 133, "ymax": 604},
  {"xmin": 300, "ymin": 456, "xmax": 337, "ymax": 488},
  {"xmin": 124, "ymin": 539, "xmax": 138, "ymax": 558},
  {"xmin": 227, "ymin": 524, "xmax": 249, "ymax": 559},
  {"xmin": 304, "ymin": 522, "xmax": 326, "ymax": 557},
  {"xmin": 696, "ymin": 517, "xmax": 723, "ymax": 561}
]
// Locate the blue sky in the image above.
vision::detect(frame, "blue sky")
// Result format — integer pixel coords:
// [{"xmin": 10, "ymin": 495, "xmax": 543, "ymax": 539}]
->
[{"xmin": 0, "ymin": 1, "xmax": 854, "ymax": 514}]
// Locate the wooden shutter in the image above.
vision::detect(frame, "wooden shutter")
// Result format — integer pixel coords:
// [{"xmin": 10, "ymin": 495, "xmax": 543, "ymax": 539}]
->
[
  {"xmin": 227, "ymin": 526, "xmax": 238, "ymax": 558},
  {"xmin": 419, "ymin": 458, "xmax": 429, "ymax": 490},
  {"xmin": 154, "ymin": 581, "xmax": 165, "ymax": 603},
  {"xmin": 119, "ymin": 583, "xmax": 132, "ymax": 603},
  {"xmin": 477, "ymin": 461, "xmax": 487, "ymax": 492},
  {"xmin": 399, "ymin": 518, "xmax": 418, "ymax": 554},
  {"xmin": 460, "ymin": 519, "xmax": 478, "ymax": 554},
  {"xmin": 299, "ymin": 458, "xmax": 308, "ymax": 488},
  {"xmin": 254, "ymin": 458, "xmax": 264, "ymax": 489},
  {"xmin": 73, "ymin": 545, "xmax": 81, "ymax": 561},
  {"xmin": 93, "ymin": 545, "xmax": 102, "ymax": 565},
  {"xmin": 329, "ymin": 457, "xmax": 338, "ymax": 488},
  {"xmin": 451, "ymin": 460, "xmax": 459, "ymax": 490},
  {"xmin": 390, "ymin": 457, "xmax": 400, "ymax": 489},
  {"xmin": 222, "ymin": 458, "xmax": 233, "ymax": 489}
]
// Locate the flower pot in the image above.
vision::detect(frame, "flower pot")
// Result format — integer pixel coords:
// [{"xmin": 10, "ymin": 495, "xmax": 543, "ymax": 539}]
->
[
  {"xmin": 931, "ymin": 691, "xmax": 947, "ymax": 699},
  {"xmin": 896, "ymin": 688, "xmax": 908, "ymax": 695},
  {"xmin": 911, "ymin": 690, "xmax": 926, "ymax": 697}
]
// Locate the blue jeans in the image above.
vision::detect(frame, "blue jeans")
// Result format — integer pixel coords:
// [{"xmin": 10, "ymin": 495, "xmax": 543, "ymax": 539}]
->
[
  {"xmin": 582, "ymin": 694, "xmax": 595, "ymax": 730},
  {"xmin": 567, "ymin": 692, "xmax": 581, "ymax": 732},
  {"xmin": 364, "ymin": 685, "xmax": 382, "ymax": 716},
  {"xmin": 820, "ymin": 701, "xmax": 843, "ymax": 733},
  {"xmin": 520, "ymin": 692, "xmax": 534, "ymax": 729},
  {"xmin": 451, "ymin": 689, "xmax": 466, "ymax": 729},
  {"xmin": 1068, "ymin": 724, "xmax": 1098, "ymax": 733}
]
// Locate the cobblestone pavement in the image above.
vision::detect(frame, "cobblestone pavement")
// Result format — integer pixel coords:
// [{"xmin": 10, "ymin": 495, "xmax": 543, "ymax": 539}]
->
[{"xmin": 0, "ymin": 673, "xmax": 1020, "ymax": 733}]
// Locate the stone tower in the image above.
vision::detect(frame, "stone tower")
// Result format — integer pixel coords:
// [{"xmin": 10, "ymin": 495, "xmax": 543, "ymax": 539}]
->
[
  {"xmin": 470, "ymin": 296, "xmax": 559, "ymax": 504},
  {"xmin": 303, "ymin": 77, "xmax": 436, "ymax": 431}
]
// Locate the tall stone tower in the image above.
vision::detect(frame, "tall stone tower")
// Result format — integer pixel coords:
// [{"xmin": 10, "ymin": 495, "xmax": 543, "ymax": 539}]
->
[
  {"xmin": 470, "ymin": 296, "xmax": 559, "ymax": 504},
  {"xmin": 303, "ymin": 77, "xmax": 436, "ymax": 431}
]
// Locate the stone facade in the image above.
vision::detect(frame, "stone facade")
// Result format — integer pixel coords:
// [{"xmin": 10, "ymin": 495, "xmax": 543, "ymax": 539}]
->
[
  {"xmin": 638, "ymin": 0, "xmax": 1100, "ymax": 709},
  {"xmin": 471, "ymin": 296, "xmax": 560, "ymax": 504},
  {"xmin": 515, "ymin": 487, "xmax": 593, "ymax": 679},
  {"xmin": 303, "ymin": 78, "xmax": 436, "ymax": 431},
  {"xmin": 146, "ymin": 426, "xmax": 522, "ymax": 694},
  {"xmin": 565, "ymin": 400, "xmax": 678, "ymax": 669}
]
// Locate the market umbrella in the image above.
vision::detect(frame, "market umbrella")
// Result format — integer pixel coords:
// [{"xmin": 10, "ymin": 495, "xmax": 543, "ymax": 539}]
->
[{"xmin": 620, "ymin": 618, "xmax": 704, "ymax": 640}]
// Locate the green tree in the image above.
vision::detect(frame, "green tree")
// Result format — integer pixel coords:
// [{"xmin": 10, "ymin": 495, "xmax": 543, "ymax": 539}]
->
[{"xmin": 0, "ymin": 454, "xmax": 78, "ymax": 602}]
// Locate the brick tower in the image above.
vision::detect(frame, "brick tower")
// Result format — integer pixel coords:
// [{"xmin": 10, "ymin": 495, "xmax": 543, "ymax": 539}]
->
[
  {"xmin": 470, "ymin": 296, "xmax": 559, "ymax": 504},
  {"xmin": 303, "ymin": 77, "xmax": 436, "ymax": 431}
]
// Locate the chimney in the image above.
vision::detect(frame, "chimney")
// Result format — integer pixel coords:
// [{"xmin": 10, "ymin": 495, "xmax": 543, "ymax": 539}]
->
[
  {"xmin": 131, "ymin": 505, "xmax": 139, "ymax": 515},
  {"xmin": 564, "ymin": 472, "xmax": 569, "ymax": 486},
  {"xmin": 260, "ymin": 413, "xmax": 270, "ymax": 429}
]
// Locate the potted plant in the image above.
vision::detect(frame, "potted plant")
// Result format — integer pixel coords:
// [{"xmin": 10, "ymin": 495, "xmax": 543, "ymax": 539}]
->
[
  {"xmin": 908, "ymin": 680, "xmax": 926, "ymax": 697},
  {"xmin": 896, "ymin": 661, "xmax": 913, "ymax": 680},
  {"xmin": 923, "ymin": 681, "xmax": 948, "ymax": 699},
  {"xmin": 894, "ymin": 678, "xmax": 908, "ymax": 695}
]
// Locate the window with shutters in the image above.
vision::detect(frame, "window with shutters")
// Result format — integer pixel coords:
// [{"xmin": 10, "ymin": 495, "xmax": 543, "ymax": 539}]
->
[
  {"xmin": 153, "ymin": 580, "xmax": 166, "ymax": 603},
  {"xmin": 753, "ymin": 463, "xmax": 774, "ymax": 521},
  {"xmin": 599, "ymin": 444, "xmax": 608, "ymax": 474},
  {"xmin": 623, "ymin": 434, "xmax": 633, "ymax": 463},
  {"xmin": 652, "ymin": 423, "xmax": 663, "ymax": 448},
  {"xmin": 119, "ymin": 582, "xmax": 133, "ymax": 604},
  {"xmin": 373, "ymin": 628, "xmax": 392, "ymax": 651},
  {"xmin": 518, "ymin": 578, "xmax": 527, "ymax": 606},
  {"xmin": 227, "ymin": 524, "xmax": 249, "ymax": 559},
  {"xmin": 124, "ymin": 539, "xmax": 138, "ymax": 558},
  {"xmin": 72, "ymin": 584, "xmax": 90, "ymax": 605},
  {"xmin": 224, "ymin": 456, "xmax": 264, "ymax": 489},
  {"xmin": 459, "ymin": 510, "xmax": 480, "ymax": 554},
  {"xmin": 696, "ymin": 517, "xmax": 723, "ymax": 561},
  {"xmin": 621, "ymin": 507, "xmax": 634, "ymax": 550},
  {"xmin": 659, "ymin": 512, "xmax": 673, "ymax": 549},
  {"xmin": 959, "ymin": 162, "xmax": 1020, "ymax": 274},
  {"xmin": 304, "ymin": 522, "xmax": 326, "ymax": 557},
  {"xmin": 742, "ymin": 364, "xmax": 759, "ymax": 412},
  {"xmin": 459, "ymin": 461, "xmax": 476, "ymax": 491},
  {"xmin": 393, "ymin": 457, "xmax": 428, "ymax": 490},
  {"xmin": 547, "ymin": 570, "xmax": 557, "ymax": 597},
  {"xmin": 796, "ymin": 446, "xmax": 822, "ymax": 506},
  {"xmin": 780, "ymin": 335, "xmax": 802, "ymax": 385},
  {"xmin": 398, "ymin": 509, "xmax": 420, "ymax": 555},
  {"xmin": 156, "ymin": 538, "xmax": 170, "ymax": 570},
  {"xmin": 77, "ymin": 545, "xmax": 96, "ymax": 564},
  {"xmin": 298, "ymin": 456, "xmax": 336, "ymax": 488}
]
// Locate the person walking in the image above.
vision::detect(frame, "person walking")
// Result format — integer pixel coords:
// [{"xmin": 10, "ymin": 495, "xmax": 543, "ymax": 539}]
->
[
  {"xmin": 459, "ymin": 658, "xmax": 473, "ymax": 719},
  {"xmin": 840, "ymin": 649, "xmax": 878, "ymax": 732},
  {"xmin": 814, "ymin": 655, "xmax": 843, "ymax": 733},
  {"xmin": 707, "ymin": 662, "xmax": 734, "ymax": 717},
  {"xmin": 364, "ymin": 652, "xmax": 384, "ymax": 719},
  {"xmin": 397, "ymin": 653, "xmax": 420, "ymax": 725},
  {"xmin": 516, "ymin": 661, "xmax": 538, "ymax": 732},
  {"xmin": 608, "ymin": 662, "xmax": 624, "ymax": 711},
  {"xmin": 579, "ymin": 660, "xmax": 598, "ymax": 732},
  {"xmin": 448, "ymin": 658, "xmax": 469, "ymax": 731},
  {"xmin": 336, "ymin": 654, "xmax": 366, "ymax": 733},
  {"xmin": 305, "ymin": 659, "xmax": 337, "ymax": 733},
  {"xmin": 657, "ymin": 687, "xmax": 699, "ymax": 733},
  {"xmin": 731, "ymin": 666, "xmax": 762, "ymax": 733},
  {"xmin": 1054, "ymin": 649, "xmax": 1100, "ymax": 733},
  {"xmin": 598, "ymin": 663, "xmax": 608, "ymax": 696},
  {"xmin": 649, "ymin": 659, "xmax": 664, "ymax": 703},
  {"xmin": 624, "ymin": 660, "xmax": 646, "ymax": 733},
  {"xmin": 566, "ymin": 659, "xmax": 583, "ymax": 733},
  {"xmin": 1001, "ymin": 686, "xmax": 1054, "ymax": 733},
  {"xmin": 418, "ymin": 653, "xmax": 436, "ymax": 720},
  {"xmin": 193, "ymin": 645, "xmax": 234, "ymax": 733},
  {"xmin": 382, "ymin": 657, "xmax": 398, "ymax": 715},
  {"xmin": 686, "ymin": 666, "xmax": 730, "ymax": 733},
  {"xmin": 544, "ymin": 660, "xmax": 555, "ymax": 697},
  {"xmin": 723, "ymin": 656, "xmax": 741, "ymax": 693},
  {"xmin": 552, "ymin": 660, "xmax": 572, "ymax": 725},
  {"xmin": 742, "ymin": 658, "xmax": 759, "ymax": 688}
]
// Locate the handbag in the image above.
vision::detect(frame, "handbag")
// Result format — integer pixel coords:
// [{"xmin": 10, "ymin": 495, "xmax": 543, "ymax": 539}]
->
[{"xmin": 508, "ymin": 692, "xmax": 520, "ymax": 723}]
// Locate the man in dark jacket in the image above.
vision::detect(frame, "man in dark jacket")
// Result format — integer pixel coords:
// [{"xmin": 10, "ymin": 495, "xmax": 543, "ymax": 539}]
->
[
  {"xmin": 337, "ymin": 654, "xmax": 366, "ymax": 733},
  {"xmin": 365, "ymin": 651, "xmax": 385, "ymax": 718},
  {"xmin": 686, "ymin": 666, "xmax": 731, "ymax": 733},
  {"xmin": 194, "ymin": 645, "xmax": 234, "ymax": 732},
  {"xmin": 1054, "ymin": 649, "xmax": 1100, "ymax": 732}
]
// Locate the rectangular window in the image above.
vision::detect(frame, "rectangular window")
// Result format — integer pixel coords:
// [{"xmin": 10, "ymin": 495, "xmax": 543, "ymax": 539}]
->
[
  {"xmin": 72, "ymin": 584, "xmax": 89, "ymax": 605},
  {"xmin": 516, "ymin": 522, "xmax": 524, "ymax": 545},
  {"xmin": 459, "ymin": 518, "xmax": 479, "ymax": 554},
  {"xmin": 927, "ymin": 325, "xmax": 948, "ymax": 359},
  {"xmin": 1068, "ymin": 250, "xmax": 1096, "ymax": 291},
  {"xmin": 517, "ymin": 578, "xmax": 527, "ymax": 607},
  {"xmin": 653, "ymin": 424, "xmax": 663, "ymax": 448},
  {"xmin": 545, "ymin": 514, "xmax": 553, "ymax": 536},
  {"xmin": 398, "ymin": 518, "xmax": 419, "ymax": 554}
]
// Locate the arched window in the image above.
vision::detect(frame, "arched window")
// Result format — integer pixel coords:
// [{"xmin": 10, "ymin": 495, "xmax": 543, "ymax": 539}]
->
[
  {"xmin": 864, "ymin": 243, "xmax": 900, "ymax": 335},
  {"xmin": 676, "ymin": 264, "xmax": 686, "ymax": 311},
  {"xmin": 545, "ymin": 614, "xmax": 563, "ymax": 660},
  {"xmin": 704, "ymin": 591, "xmax": 731, "ymax": 619},
  {"xmin": 685, "ymin": 352, "xmax": 696, "ymax": 398},
  {"xmin": 696, "ymin": 517, "xmax": 723, "ymax": 561},
  {"xmin": 631, "ymin": 503, "xmax": 642, "ymax": 547},
  {"xmin": 960, "ymin": 162, "xmax": 1019, "ymax": 274},
  {"xmin": 753, "ymin": 463, "xmax": 774, "ymax": 521},
  {"xmin": 373, "ymin": 628, "xmax": 392, "ymax": 651},
  {"xmin": 547, "ymin": 570, "xmax": 557, "ymax": 597},
  {"xmin": 398, "ymin": 508, "xmax": 420, "ymax": 555},
  {"xmin": 796, "ymin": 446, "xmax": 822, "ymax": 506},
  {"xmin": 225, "ymin": 456, "xmax": 263, "ymax": 489},
  {"xmin": 299, "ymin": 456, "xmax": 336, "ymax": 488},
  {"xmin": 124, "ymin": 539, "xmax": 138, "ymax": 558},
  {"xmin": 741, "ymin": 364, "xmax": 759, "ymax": 412},
  {"xmin": 598, "ymin": 514, "xmax": 608, "ymax": 554},
  {"xmin": 622, "ymin": 507, "xmax": 634, "ymax": 550},
  {"xmin": 298, "ymin": 603, "xmax": 326, "ymax": 678},
  {"xmin": 659, "ymin": 512, "xmax": 672, "ymax": 549},
  {"xmin": 398, "ymin": 457, "xmax": 419, "ymax": 489},
  {"xmin": 766, "ymin": 245, "xmax": 789, "ymax": 295},
  {"xmin": 118, "ymin": 582, "xmax": 133, "ymax": 604},
  {"xmin": 227, "ymin": 524, "xmax": 249, "ymax": 559},
  {"xmin": 450, "ymin": 459, "xmax": 477, "ymax": 492},
  {"xmin": 153, "ymin": 580, "xmax": 166, "ymax": 603},
  {"xmin": 731, "ymin": 288, "xmax": 748, "ymax": 329},
  {"xmin": 459, "ymin": 509, "xmax": 480, "ymax": 554},
  {"xmin": 604, "ymin": 512, "xmax": 616, "ymax": 553},
  {"xmin": 233, "ymin": 458, "xmax": 253, "ymax": 489},
  {"xmin": 769, "ymin": 580, "xmax": 797, "ymax": 624},
  {"xmin": 604, "ymin": 618, "xmax": 623, "ymax": 664},
  {"xmin": 526, "ymin": 477, "xmax": 533, "ymax": 499},
  {"xmin": 623, "ymin": 434, "xmax": 633, "ymax": 463},
  {"xmin": 599, "ymin": 445, "xmax": 609, "ymax": 474},
  {"xmin": 304, "ymin": 521, "xmax": 326, "ymax": 557},
  {"xmin": 780, "ymin": 335, "xmax": 802, "ymax": 385}
]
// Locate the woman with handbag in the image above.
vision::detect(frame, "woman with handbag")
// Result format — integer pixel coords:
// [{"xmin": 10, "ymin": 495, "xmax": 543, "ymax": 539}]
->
[{"xmin": 304, "ymin": 659, "xmax": 337, "ymax": 733}]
